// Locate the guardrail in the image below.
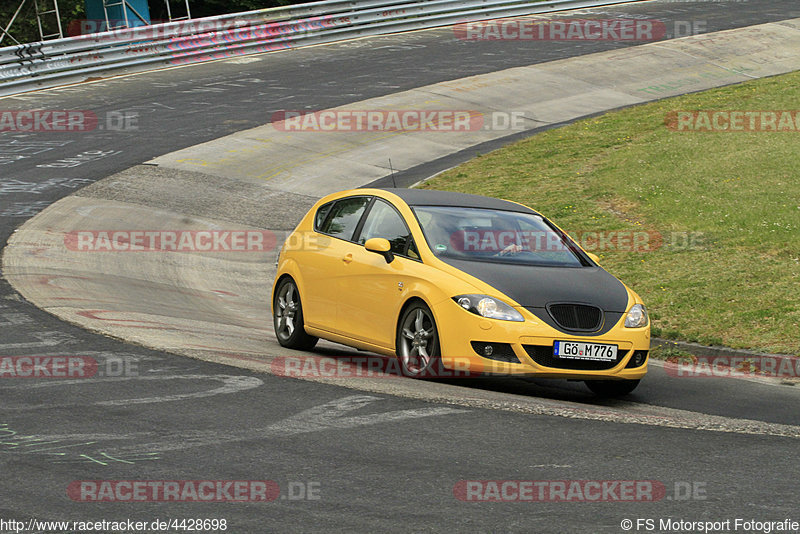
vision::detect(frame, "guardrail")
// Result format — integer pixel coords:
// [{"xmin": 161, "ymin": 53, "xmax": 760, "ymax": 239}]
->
[{"xmin": 0, "ymin": 0, "xmax": 643, "ymax": 97}]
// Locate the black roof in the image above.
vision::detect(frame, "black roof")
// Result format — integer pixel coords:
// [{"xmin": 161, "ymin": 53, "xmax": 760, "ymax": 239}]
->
[{"xmin": 376, "ymin": 188, "xmax": 536, "ymax": 214}]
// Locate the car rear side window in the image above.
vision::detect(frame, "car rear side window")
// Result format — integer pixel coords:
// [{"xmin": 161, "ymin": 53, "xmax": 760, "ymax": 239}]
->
[
  {"xmin": 318, "ymin": 196, "xmax": 371, "ymax": 241},
  {"xmin": 357, "ymin": 199, "xmax": 417, "ymax": 258},
  {"xmin": 314, "ymin": 201, "xmax": 334, "ymax": 232}
]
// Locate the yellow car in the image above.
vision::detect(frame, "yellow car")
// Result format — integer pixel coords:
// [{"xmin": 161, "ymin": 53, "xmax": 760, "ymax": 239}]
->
[{"xmin": 272, "ymin": 188, "xmax": 649, "ymax": 396}]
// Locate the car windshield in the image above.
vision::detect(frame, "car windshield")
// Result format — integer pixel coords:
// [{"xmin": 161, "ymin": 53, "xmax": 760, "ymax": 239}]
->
[{"xmin": 412, "ymin": 205, "xmax": 585, "ymax": 267}]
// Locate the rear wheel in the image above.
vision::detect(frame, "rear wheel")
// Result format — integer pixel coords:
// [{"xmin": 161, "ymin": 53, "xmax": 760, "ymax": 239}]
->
[
  {"xmin": 584, "ymin": 379, "xmax": 640, "ymax": 397},
  {"xmin": 273, "ymin": 278, "xmax": 318, "ymax": 350},
  {"xmin": 396, "ymin": 302, "xmax": 441, "ymax": 378}
]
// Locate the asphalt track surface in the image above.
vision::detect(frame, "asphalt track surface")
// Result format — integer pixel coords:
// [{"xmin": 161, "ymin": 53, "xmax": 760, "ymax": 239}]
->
[{"xmin": 2, "ymin": 1, "xmax": 800, "ymax": 532}]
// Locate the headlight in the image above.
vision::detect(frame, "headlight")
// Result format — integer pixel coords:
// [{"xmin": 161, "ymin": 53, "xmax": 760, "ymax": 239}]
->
[
  {"xmin": 453, "ymin": 295, "xmax": 524, "ymax": 322},
  {"xmin": 624, "ymin": 303, "xmax": 649, "ymax": 328}
]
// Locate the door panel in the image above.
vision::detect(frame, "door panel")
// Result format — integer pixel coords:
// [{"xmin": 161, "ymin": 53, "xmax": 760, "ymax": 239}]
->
[
  {"xmin": 299, "ymin": 236, "xmax": 349, "ymax": 331},
  {"xmin": 300, "ymin": 196, "xmax": 371, "ymax": 331},
  {"xmin": 337, "ymin": 244, "xmax": 411, "ymax": 348},
  {"xmin": 336, "ymin": 199, "xmax": 422, "ymax": 348}
]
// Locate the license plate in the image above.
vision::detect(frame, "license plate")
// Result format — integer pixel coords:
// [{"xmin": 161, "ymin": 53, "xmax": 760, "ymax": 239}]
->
[{"xmin": 553, "ymin": 341, "xmax": 618, "ymax": 361}]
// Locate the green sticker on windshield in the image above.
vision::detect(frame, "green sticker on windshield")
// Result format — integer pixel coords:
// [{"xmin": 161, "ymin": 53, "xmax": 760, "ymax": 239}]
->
[{"xmin": 435, "ymin": 244, "xmax": 447, "ymax": 252}]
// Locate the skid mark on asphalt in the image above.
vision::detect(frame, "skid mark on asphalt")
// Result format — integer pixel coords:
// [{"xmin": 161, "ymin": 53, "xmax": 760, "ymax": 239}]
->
[
  {"xmin": 0, "ymin": 374, "xmax": 263, "ymax": 408},
  {"xmin": 0, "ymin": 396, "xmax": 467, "ymax": 464},
  {"xmin": 102, "ymin": 395, "xmax": 468, "ymax": 455},
  {"xmin": 0, "ymin": 423, "xmax": 160, "ymax": 465}
]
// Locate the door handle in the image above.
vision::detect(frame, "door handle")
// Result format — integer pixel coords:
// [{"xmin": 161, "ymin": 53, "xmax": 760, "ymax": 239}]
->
[{"xmin": 342, "ymin": 254, "xmax": 353, "ymax": 264}]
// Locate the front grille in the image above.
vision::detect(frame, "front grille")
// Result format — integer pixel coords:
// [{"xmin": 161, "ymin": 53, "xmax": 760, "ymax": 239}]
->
[
  {"xmin": 547, "ymin": 303, "xmax": 603, "ymax": 332},
  {"xmin": 524, "ymin": 344, "xmax": 623, "ymax": 371}
]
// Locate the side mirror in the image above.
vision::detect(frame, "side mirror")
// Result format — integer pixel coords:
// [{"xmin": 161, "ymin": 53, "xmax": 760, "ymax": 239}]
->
[
  {"xmin": 365, "ymin": 238, "xmax": 394, "ymax": 263},
  {"xmin": 587, "ymin": 252, "xmax": 600, "ymax": 264}
]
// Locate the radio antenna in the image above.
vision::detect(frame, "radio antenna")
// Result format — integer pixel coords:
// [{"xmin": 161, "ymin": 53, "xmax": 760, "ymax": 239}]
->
[{"xmin": 389, "ymin": 158, "xmax": 397, "ymax": 188}]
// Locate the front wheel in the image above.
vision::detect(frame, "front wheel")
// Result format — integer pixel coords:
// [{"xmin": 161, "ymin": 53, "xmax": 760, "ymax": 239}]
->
[
  {"xmin": 273, "ymin": 278, "xmax": 318, "ymax": 350},
  {"xmin": 584, "ymin": 379, "xmax": 640, "ymax": 397},
  {"xmin": 396, "ymin": 302, "xmax": 441, "ymax": 378}
]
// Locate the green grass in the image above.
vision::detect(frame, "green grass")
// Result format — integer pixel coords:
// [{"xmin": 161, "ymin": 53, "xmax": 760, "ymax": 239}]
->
[{"xmin": 420, "ymin": 71, "xmax": 800, "ymax": 355}]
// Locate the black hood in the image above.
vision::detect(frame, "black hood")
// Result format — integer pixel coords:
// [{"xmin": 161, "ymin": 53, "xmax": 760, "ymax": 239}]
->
[{"xmin": 444, "ymin": 258, "xmax": 630, "ymax": 336}]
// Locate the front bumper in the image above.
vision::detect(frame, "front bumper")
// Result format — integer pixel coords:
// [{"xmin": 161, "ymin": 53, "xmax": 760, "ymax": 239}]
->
[{"xmin": 436, "ymin": 300, "xmax": 649, "ymax": 380}]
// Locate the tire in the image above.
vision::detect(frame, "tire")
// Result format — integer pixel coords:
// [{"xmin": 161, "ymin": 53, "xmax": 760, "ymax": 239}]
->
[
  {"xmin": 273, "ymin": 278, "xmax": 318, "ymax": 351},
  {"xmin": 396, "ymin": 301, "xmax": 442, "ymax": 378},
  {"xmin": 584, "ymin": 379, "xmax": 640, "ymax": 397}
]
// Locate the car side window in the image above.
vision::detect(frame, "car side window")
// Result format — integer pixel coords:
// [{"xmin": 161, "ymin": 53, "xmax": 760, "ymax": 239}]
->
[
  {"xmin": 318, "ymin": 197, "xmax": 371, "ymax": 241},
  {"xmin": 314, "ymin": 201, "xmax": 334, "ymax": 232},
  {"xmin": 357, "ymin": 199, "xmax": 417, "ymax": 258},
  {"xmin": 406, "ymin": 239, "xmax": 420, "ymax": 260}
]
